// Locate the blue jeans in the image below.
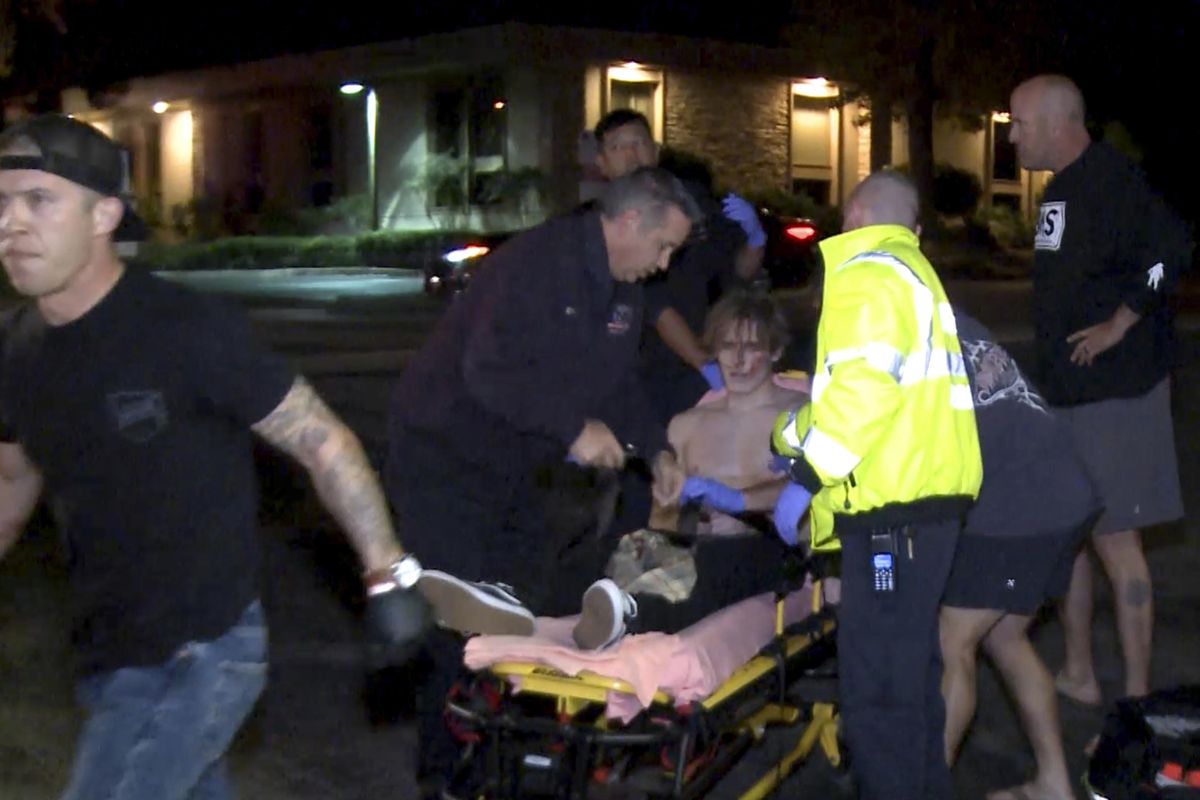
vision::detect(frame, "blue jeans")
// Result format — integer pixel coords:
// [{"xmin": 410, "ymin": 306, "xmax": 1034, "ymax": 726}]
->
[{"xmin": 61, "ymin": 601, "xmax": 268, "ymax": 800}]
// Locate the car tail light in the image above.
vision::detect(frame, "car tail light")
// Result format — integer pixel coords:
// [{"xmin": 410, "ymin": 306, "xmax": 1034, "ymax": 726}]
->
[
  {"xmin": 443, "ymin": 244, "xmax": 491, "ymax": 263},
  {"xmin": 784, "ymin": 223, "xmax": 817, "ymax": 243}
]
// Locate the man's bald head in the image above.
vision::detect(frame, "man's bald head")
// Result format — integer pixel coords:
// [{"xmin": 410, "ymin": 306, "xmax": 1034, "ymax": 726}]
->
[
  {"xmin": 843, "ymin": 170, "xmax": 920, "ymax": 233},
  {"xmin": 1009, "ymin": 74, "xmax": 1091, "ymax": 172},
  {"xmin": 1013, "ymin": 74, "xmax": 1086, "ymax": 127}
]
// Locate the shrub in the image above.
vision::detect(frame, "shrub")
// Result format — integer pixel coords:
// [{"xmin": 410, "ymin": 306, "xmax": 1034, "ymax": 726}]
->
[
  {"xmin": 133, "ymin": 237, "xmax": 304, "ymax": 271},
  {"xmin": 659, "ymin": 147, "xmax": 717, "ymax": 193},
  {"xmin": 133, "ymin": 229, "xmax": 510, "ymax": 272},
  {"xmin": 286, "ymin": 194, "xmax": 372, "ymax": 236},
  {"xmin": 975, "ymin": 203, "xmax": 1034, "ymax": 250},
  {"xmin": 294, "ymin": 236, "xmax": 360, "ymax": 267},
  {"xmin": 357, "ymin": 229, "xmax": 476, "ymax": 269},
  {"xmin": 892, "ymin": 162, "xmax": 984, "ymax": 220},
  {"xmin": 932, "ymin": 164, "xmax": 983, "ymax": 218}
]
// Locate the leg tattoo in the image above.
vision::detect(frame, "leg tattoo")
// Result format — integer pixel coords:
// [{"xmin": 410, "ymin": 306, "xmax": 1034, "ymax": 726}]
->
[{"xmin": 1125, "ymin": 578, "xmax": 1151, "ymax": 608}]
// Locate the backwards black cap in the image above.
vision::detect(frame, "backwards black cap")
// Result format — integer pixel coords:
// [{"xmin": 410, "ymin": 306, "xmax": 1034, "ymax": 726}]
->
[{"xmin": 0, "ymin": 114, "xmax": 148, "ymax": 242}]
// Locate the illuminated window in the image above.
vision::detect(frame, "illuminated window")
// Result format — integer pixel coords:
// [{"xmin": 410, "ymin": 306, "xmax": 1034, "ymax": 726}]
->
[
  {"xmin": 429, "ymin": 74, "xmax": 508, "ymax": 207},
  {"xmin": 992, "ymin": 120, "xmax": 1018, "ymax": 182},
  {"xmin": 791, "ymin": 92, "xmax": 837, "ymax": 204},
  {"xmin": 606, "ymin": 65, "xmax": 663, "ymax": 140},
  {"xmin": 611, "ymin": 81, "xmax": 654, "ymax": 120}
]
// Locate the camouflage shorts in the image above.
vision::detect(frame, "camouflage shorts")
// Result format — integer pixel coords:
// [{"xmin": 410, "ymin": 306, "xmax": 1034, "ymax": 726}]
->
[{"xmin": 605, "ymin": 529, "xmax": 697, "ymax": 603}]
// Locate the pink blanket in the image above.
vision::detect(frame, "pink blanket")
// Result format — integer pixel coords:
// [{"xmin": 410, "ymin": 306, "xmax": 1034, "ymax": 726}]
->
[{"xmin": 463, "ymin": 582, "xmax": 814, "ymax": 722}]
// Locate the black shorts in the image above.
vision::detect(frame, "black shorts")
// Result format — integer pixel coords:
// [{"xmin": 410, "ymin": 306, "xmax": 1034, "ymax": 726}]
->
[{"xmin": 942, "ymin": 526, "xmax": 1085, "ymax": 616}]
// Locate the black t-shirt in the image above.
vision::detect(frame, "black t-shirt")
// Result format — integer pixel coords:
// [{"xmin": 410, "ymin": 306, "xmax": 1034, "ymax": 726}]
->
[
  {"xmin": 1032, "ymin": 141, "xmax": 1193, "ymax": 406},
  {"xmin": 0, "ymin": 269, "xmax": 294, "ymax": 674},
  {"xmin": 639, "ymin": 180, "xmax": 748, "ymax": 378},
  {"xmin": 957, "ymin": 311, "xmax": 1100, "ymax": 538}
]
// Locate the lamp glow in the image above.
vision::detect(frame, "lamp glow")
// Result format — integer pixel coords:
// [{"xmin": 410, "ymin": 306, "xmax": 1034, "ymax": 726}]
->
[
  {"xmin": 152, "ymin": 101, "xmax": 170, "ymax": 114},
  {"xmin": 340, "ymin": 82, "xmax": 365, "ymax": 95},
  {"xmin": 792, "ymin": 78, "xmax": 839, "ymax": 99}
]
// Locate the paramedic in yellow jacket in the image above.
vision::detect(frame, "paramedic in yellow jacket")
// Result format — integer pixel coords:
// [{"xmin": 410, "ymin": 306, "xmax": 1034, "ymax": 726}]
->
[{"xmin": 771, "ymin": 170, "xmax": 982, "ymax": 800}]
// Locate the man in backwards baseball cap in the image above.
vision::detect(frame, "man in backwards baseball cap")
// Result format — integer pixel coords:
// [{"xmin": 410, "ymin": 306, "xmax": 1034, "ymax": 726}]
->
[
  {"xmin": 0, "ymin": 114, "xmax": 147, "ymax": 243},
  {"xmin": 0, "ymin": 114, "xmax": 441, "ymax": 798}
]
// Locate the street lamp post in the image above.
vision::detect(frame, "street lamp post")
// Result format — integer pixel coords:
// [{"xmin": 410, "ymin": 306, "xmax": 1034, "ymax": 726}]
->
[
  {"xmin": 367, "ymin": 88, "xmax": 378, "ymax": 231},
  {"xmin": 340, "ymin": 81, "xmax": 380, "ymax": 230}
]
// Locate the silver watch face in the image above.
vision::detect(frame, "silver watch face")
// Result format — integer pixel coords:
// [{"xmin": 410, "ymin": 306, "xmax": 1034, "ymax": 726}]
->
[{"xmin": 390, "ymin": 555, "xmax": 422, "ymax": 589}]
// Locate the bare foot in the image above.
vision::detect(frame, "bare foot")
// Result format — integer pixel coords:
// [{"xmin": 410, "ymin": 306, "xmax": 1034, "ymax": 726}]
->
[
  {"xmin": 986, "ymin": 781, "xmax": 1074, "ymax": 800},
  {"xmin": 1055, "ymin": 670, "xmax": 1102, "ymax": 706}
]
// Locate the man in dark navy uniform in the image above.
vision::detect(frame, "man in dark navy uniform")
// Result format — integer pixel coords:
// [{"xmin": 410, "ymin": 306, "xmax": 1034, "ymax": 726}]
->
[
  {"xmin": 384, "ymin": 166, "xmax": 701, "ymax": 797},
  {"xmin": 588, "ymin": 109, "xmax": 768, "ymax": 424}
]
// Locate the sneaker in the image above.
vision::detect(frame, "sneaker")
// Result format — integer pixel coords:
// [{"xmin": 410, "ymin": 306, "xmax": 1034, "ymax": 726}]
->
[
  {"xmin": 572, "ymin": 579, "xmax": 637, "ymax": 650},
  {"xmin": 417, "ymin": 571, "xmax": 536, "ymax": 637}
]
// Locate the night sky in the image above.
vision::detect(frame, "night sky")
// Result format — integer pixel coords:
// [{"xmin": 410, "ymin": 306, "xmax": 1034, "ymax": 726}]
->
[{"xmin": 9, "ymin": 0, "xmax": 1197, "ymax": 212}]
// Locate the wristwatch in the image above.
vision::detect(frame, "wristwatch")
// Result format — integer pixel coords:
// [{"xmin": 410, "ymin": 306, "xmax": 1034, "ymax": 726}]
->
[{"xmin": 363, "ymin": 554, "xmax": 423, "ymax": 595}]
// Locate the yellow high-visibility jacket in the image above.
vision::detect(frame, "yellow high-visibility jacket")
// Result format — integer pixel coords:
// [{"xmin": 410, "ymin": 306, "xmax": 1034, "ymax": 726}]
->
[{"xmin": 773, "ymin": 224, "xmax": 982, "ymax": 541}]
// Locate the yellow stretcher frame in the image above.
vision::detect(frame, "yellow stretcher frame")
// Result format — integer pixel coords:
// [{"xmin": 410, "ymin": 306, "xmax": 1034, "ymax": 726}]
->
[{"xmin": 449, "ymin": 585, "xmax": 841, "ymax": 799}]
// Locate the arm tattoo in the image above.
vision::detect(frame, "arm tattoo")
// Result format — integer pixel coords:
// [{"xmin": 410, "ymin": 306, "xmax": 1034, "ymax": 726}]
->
[{"xmin": 253, "ymin": 378, "xmax": 399, "ymax": 568}]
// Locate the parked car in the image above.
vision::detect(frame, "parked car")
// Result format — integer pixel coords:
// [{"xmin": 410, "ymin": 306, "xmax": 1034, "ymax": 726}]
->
[
  {"xmin": 423, "ymin": 231, "xmax": 514, "ymax": 296},
  {"xmin": 758, "ymin": 211, "xmax": 822, "ymax": 290},
  {"xmin": 424, "ymin": 208, "xmax": 821, "ymax": 296}
]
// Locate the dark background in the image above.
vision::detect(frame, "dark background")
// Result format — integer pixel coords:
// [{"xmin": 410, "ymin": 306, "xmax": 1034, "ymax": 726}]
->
[{"xmin": 7, "ymin": 0, "xmax": 1198, "ymax": 215}]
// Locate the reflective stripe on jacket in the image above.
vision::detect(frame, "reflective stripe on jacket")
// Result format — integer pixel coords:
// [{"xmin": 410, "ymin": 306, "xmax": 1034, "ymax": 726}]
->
[{"xmin": 782, "ymin": 224, "xmax": 982, "ymax": 540}]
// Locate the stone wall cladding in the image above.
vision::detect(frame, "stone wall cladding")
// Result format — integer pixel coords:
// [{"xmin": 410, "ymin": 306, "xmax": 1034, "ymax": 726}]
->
[{"xmin": 664, "ymin": 71, "xmax": 791, "ymax": 194}]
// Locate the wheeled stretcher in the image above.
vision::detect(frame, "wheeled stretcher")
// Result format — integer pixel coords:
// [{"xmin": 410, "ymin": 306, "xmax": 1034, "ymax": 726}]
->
[{"xmin": 445, "ymin": 564, "xmax": 842, "ymax": 799}]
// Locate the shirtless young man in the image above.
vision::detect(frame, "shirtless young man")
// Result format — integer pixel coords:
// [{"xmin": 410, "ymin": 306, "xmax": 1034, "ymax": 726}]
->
[
  {"xmin": 435, "ymin": 290, "xmax": 810, "ymax": 649},
  {"xmin": 569, "ymin": 289, "xmax": 812, "ymax": 645},
  {"xmin": 653, "ymin": 288, "xmax": 809, "ymax": 536}
]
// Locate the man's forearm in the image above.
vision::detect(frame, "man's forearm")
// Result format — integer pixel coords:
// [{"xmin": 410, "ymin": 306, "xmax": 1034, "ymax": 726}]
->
[
  {"xmin": 253, "ymin": 378, "xmax": 404, "ymax": 573},
  {"xmin": 734, "ymin": 243, "xmax": 765, "ymax": 281},
  {"xmin": 307, "ymin": 430, "xmax": 404, "ymax": 572},
  {"xmin": 0, "ymin": 453, "xmax": 42, "ymax": 563},
  {"xmin": 1111, "ymin": 303, "xmax": 1141, "ymax": 335}
]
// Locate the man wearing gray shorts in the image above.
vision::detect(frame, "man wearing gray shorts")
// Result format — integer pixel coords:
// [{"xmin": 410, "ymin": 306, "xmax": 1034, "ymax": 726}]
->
[{"xmin": 1009, "ymin": 74, "xmax": 1193, "ymax": 707}]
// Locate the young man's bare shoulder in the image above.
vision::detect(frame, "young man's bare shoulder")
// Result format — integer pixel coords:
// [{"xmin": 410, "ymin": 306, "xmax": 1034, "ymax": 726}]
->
[
  {"xmin": 669, "ymin": 403, "xmax": 719, "ymax": 437},
  {"xmin": 768, "ymin": 382, "xmax": 810, "ymax": 412}
]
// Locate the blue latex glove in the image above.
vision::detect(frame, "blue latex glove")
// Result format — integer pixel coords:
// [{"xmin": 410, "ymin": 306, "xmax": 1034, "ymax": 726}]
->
[
  {"xmin": 721, "ymin": 193, "xmax": 767, "ymax": 248},
  {"xmin": 772, "ymin": 483, "xmax": 813, "ymax": 545},
  {"xmin": 699, "ymin": 359, "xmax": 724, "ymax": 390},
  {"xmin": 680, "ymin": 476, "xmax": 746, "ymax": 515}
]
